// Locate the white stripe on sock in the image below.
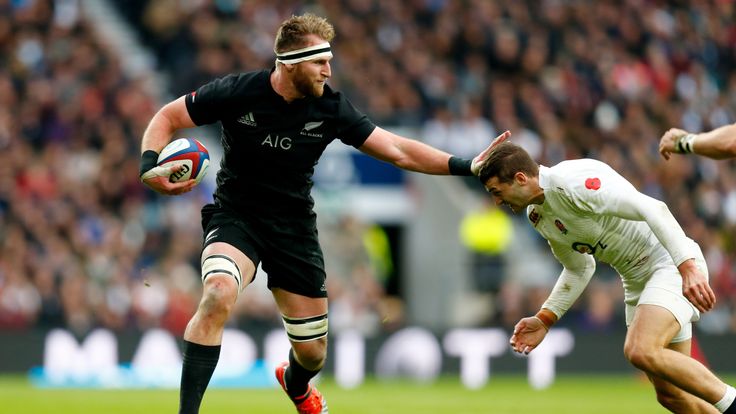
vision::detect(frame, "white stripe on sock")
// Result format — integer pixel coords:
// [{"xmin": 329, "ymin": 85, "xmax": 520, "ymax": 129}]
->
[{"xmin": 715, "ymin": 385, "xmax": 736, "ymax": 413}]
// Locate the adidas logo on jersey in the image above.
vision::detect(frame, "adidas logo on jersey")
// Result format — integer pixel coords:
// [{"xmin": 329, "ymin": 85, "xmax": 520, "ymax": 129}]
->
[
  {"xmin": 204, "ymin": 228, "xmax": 219, "ymax": 244},
  {"xmin": 237, "ymin": 112, "xmax": 257, "ymax": 126}
]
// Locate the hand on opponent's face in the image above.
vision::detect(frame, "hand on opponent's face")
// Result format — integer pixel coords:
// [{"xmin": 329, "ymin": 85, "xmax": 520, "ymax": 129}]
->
[{"xmin": 471, "ymin": 130, "xmax": 511, "ymax": 176}]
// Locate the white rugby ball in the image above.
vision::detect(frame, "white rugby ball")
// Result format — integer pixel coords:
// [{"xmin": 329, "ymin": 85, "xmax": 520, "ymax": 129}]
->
[{"xmin": 157, "ymin": 138, "xmax": 210, "ymax": 184}]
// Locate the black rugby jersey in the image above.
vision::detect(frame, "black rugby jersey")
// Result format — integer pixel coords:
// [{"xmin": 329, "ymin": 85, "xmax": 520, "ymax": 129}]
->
[{"xmin": 185, "ymin": 69, "xmax": 376, "ymax": 221}]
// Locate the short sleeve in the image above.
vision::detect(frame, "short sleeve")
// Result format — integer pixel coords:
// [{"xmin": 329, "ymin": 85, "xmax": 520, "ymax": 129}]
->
[
  {"xmin": 185, "ymin": 74, "xmax": 246, "ymax": 126},
  {"xmin": 333, "ymin": 93, "xmax": 376, "ymax": 148}
]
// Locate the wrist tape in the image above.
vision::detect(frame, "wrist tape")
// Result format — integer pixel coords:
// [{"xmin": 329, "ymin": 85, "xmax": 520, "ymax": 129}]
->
[
  {"xmin": 535, "ymin": 309, "xmax": 556, "ymax": 331},
  {"xmin": 674, "ymin": 133, "xmax": 696, "ymax": 154},
  {"xmin": 448, "ymin": 156, "xmax": 473, "ymax": 176},
  {"xmin": 139, "ymin": 150, "xmax": 159, "ymax": 177}
]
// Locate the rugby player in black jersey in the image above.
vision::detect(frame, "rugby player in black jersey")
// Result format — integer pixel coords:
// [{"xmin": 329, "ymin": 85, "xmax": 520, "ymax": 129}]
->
[{"xmin": 139, "ymin": 13, "xmax": 508, "ymax": 414}]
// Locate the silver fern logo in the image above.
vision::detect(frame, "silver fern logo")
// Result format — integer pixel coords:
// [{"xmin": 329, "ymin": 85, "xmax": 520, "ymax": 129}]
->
[{"xmin": 301, "ymin": 121, "xmax": 324, "ymax": 137}]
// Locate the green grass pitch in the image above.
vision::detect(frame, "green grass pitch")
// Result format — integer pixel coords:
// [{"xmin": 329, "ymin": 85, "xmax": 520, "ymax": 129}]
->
[{"xmin": 0, "ymin": 373, "xmax": 712, "ymax": 413}]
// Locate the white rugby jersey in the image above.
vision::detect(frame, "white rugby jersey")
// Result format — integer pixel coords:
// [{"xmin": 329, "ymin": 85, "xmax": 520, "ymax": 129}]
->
[{"xmin": 527, "ymin": 159, "xmax": 699, "ymax": 318}]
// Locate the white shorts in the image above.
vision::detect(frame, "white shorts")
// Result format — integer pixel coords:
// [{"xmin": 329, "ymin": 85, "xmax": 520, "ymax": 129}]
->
[{"xmin": 624, "ymin": 256, "xmax": 706, "ymax": 344}]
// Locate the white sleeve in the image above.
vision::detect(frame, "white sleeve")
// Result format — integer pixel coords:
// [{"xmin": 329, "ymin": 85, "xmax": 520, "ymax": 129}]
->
[
  {"xmin": 607, "ymin": 191, "xmax": 693, "ymax": 266},
  {"xmin": 577, "ymin": 177, "xmax": 695, "ymax": 267},
  {"xmin": 542, "ymin": 239, "xmax": 597, "ymax": 319}
]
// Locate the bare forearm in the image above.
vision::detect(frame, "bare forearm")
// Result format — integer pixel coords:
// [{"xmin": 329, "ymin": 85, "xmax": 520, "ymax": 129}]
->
[
  {"xmin": 391, "ymin": 138, "xmax": 453, "ymax": 175},
  {"xmin": 360, "ymin": 127, "xmax": 508, "ymax": 176},
  {"xmin": 141, "ymin": 96, "xmax": 196, "ymax": 153},
  {"xmin": 142, "ymin": 112, "xmax": 178, "ymax": 153},
  {"xmin": 693, "ymin": 123, "xmax": 736, "ymax": 159},
  {"xmin": 359, "ymin": 127, "xmax": 456, "ymax": 175}
]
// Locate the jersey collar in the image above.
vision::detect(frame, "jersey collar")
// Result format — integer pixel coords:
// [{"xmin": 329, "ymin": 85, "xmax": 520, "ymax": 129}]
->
[{"xmin": 538, "ymin": 165, "xmax": 551, "ymax": 190}]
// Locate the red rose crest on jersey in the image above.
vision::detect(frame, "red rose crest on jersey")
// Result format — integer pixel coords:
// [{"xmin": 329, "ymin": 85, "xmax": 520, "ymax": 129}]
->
[
  {"xmin": 528, "ymin": 208, "xmax": 541, "ymax": 226},
  {"xmin": 585, "ymin": 177, "xmax": 601, "ymax": 190}
]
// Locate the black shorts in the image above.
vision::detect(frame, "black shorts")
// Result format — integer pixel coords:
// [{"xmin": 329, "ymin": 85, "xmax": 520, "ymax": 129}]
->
[{"xmin": 201, "ymin": 203, "xmax": 327, "ymax": 298}]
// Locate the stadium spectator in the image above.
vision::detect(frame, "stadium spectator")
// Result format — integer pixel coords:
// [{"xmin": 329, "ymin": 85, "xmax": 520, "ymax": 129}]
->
[
  {"xmin": 320, "ymin": 214, "xmax": 396, "ymax": 335},
  {"xmin": 478, "ymin": 141, "xmax": 736, "ymax": 414},
  {"xmin": 458, "ymin": 201, "xmax": 513, "ymax": 324},
  {"xmin": 422, "ymin": 99, "xmax": 497, "ymax": 161},
  {"xmin": 137, "ymin": 13, "xmax": 502, "ymax": 414},
  {"xmin": 0, "ymin": 0, "xmax": 735, "ymax": 358}
]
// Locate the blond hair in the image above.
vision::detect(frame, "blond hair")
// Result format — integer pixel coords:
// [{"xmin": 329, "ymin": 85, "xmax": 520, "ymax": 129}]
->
[{"xmin": 274, "ymin": 13, "xmax": 335, "ymax": 54}]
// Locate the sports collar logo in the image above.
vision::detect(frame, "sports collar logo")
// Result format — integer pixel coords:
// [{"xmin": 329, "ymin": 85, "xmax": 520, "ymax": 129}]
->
[
  {"xmin": 237, "ymin": 112, "xmax": 257, "ymax": 126},
  {"xmin": 301, "ymin": 121, "xmax": 324, "ymax": 137},
  {"xmin": 528, "ymin": 208, "xmax": 541, "ymax": 226}
]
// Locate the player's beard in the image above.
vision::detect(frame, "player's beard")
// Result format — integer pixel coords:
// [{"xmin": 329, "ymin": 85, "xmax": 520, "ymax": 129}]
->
[{"xmin": 293, "ymin": 67, "xmax": 325, "ymax": 97}]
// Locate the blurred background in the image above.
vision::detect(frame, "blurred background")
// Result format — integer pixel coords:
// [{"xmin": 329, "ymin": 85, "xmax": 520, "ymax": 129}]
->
[{"xmin": 1, "ymin": 0, "xmax": 735, "ymax": 388}]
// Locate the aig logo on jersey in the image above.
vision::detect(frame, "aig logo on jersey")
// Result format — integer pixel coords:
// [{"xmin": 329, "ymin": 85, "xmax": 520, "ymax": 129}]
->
[{"xmin": 262, "ymin": 134, "xmax": 292, "ymax": 150}]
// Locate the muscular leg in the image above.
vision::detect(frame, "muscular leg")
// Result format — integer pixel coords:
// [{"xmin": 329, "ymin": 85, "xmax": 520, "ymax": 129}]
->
[
  {"xmin": 273, "ymin": 287, "xmax": 328, "ymax": 398},
  {"xmin": 624, "ymin": 304, "xmax": 725, "ymax": 413},
  {"xmin": 179, "ymin": 242, "xmax": 256, "ymax": 414},
  {"xmin": 644, "ymin": 341, "xmax": 718, "ymax": 413},
  {"xmin": 184, "ymin": 242, "xmax": 256, "ymax": 343}
]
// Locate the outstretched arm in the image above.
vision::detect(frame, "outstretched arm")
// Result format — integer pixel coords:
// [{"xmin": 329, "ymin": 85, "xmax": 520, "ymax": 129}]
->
[
  {"xmin": 358, "ymin": 127, "xmax": 510, "ymax": 176},
  {"xmin": 358, "ymin": 126, "xmax": 454, "ymax": 174},
  {"xmin": 511, "ymin": 241, "xmax": 595, "ymax": 355},
  {"xmin": 659, "ymin": 123, "xmax": 736, "ymax": 160}
]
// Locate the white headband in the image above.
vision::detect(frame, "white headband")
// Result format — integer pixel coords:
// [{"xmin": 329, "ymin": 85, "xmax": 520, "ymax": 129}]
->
[{"xmin": 276, "ymin": 42, "xmax": 332, "ymax": 64}]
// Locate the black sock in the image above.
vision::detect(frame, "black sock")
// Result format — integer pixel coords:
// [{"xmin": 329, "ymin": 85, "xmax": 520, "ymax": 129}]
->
[
  {"xmin": 285, "ymin": 349, "xmax": 321, "ymax": 400},
  {"xmin": 178, "ymin": 340, "xmax": 221, "ymax": 414}
]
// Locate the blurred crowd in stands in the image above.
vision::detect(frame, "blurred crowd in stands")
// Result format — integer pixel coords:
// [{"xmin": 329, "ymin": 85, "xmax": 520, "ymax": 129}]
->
[{"xmin": 1, "ymin": 0, "xmax": 735, "ymax": 338}]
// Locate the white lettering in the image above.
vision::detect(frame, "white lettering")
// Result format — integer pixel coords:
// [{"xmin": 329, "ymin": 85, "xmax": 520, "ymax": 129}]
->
[
  {"xmin": 525, "ymin": 329, "xmax": 574, "ymax": 389},
  {"xmin": 263, "ymin": 329, "xmax": 291, "ymax": 371},
  {"xmin": 43, "ymin": 328, "xmax": 118, "ymax": 383},
  {"xmin": 279, "ymin": 137, "xmax": 292, "ymax": 149},
  {"xmin": 130, "ymin": 328, "xmax": 182, "ymax": 386},
  {"xmin": 38, "ymin": 326, "xmax": 574, "ymax": 390},
  {"xmin": 261, "ymin": 135, "xmax": 292, "ymax": 150},
  {"xmin": 216, "ymin": 329, "xmax": 258, "ymax": 377},
  {"xmin": 443, "ymin": 328, "xmax": 507, "ymax": 389},
  {"xmin": 262, "ymin": 134, "xmax": 274, "ymax": 147},
  {"xmin": 335, "ymin": 330, "xmax": 365, "ymax": 389},
  {"xmin": 375, "ymin": 327, "xmax": 442, "ymax": 382}
]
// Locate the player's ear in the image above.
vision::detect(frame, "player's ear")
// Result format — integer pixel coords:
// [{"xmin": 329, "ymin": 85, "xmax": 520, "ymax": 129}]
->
[{"xmin": 514, "ymin": 171, "xmax": 528, "ymax": 184}]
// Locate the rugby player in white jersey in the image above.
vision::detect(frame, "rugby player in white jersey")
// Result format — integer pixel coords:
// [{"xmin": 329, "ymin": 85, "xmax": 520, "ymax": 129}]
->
[{"xmin": 477, "ymin": 141, "xmax": 736, "ymax": 413}]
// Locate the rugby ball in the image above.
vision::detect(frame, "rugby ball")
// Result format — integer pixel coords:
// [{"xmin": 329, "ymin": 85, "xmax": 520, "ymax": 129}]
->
[{"xmin": 157, "ymin": 138, "xmax": 210, "ymax": 184}]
